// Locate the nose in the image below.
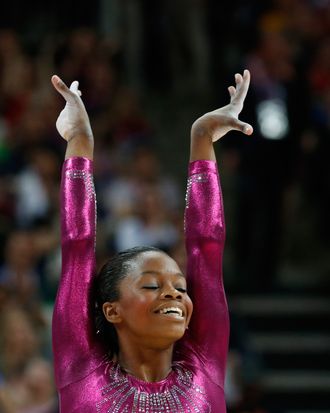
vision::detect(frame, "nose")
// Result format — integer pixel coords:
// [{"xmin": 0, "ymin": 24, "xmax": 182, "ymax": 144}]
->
[{"xmin": 160, "ymin": 287, "xmax": 182, "ymax": 300}]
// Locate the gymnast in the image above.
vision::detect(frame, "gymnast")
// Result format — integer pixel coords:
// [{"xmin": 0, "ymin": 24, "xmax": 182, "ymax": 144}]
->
[{"xmin": 51, "ymin": 70, "xmax": 253, "ymax": 412}]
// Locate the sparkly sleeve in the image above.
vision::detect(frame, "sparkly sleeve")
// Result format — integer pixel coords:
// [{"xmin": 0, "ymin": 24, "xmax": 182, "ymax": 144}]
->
[
  {"xmin": 52, "ymin": 157, "xmax": 102, "ymax": 390},
  {"xmin": 184, "ymin": 160, "xmax": 229, "ymax": 387}
]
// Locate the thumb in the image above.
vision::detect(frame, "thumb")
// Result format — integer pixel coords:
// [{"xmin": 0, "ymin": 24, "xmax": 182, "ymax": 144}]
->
[{"xmin": 234, "ymin": 119, "xmax": 253, "ymax": 135}]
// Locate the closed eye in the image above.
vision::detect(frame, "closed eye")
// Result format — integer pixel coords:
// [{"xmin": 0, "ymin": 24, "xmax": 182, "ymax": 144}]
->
[
  {"xmin": 142, "ymin": 286, "xmax": 158, "ymax": 290},
  {"xmin": 176, "ymin": 288, "xmax": 187, "ymax": 293}
]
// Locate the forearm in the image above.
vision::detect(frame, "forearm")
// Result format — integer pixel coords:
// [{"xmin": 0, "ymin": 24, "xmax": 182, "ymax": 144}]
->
[
  {"xmin": 65, "ymin": 133, "xmax": 94, "ymax": 160},
  {"xmin": 61, "ymin": 157, "xmax": 95, "ymax": 241},
  {"xmin": 185, "ymin": 160, "xmax": 225, "ymax": 243}
]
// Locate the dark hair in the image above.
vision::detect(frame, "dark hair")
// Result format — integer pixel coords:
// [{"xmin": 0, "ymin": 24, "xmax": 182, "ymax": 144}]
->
[{"xmin": 93, "ymin": 246, "xmax": 163, "ymax": 357}]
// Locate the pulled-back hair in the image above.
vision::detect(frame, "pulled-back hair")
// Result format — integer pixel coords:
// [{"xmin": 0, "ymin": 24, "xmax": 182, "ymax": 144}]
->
[{"xmin": 93, "ymin": 246, "xmax": 163, "ymax": 357}]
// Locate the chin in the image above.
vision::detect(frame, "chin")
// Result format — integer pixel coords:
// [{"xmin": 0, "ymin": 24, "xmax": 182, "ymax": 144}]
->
[{"xmin": 158, "ymin": 327, "xmax": 186, "ymax": 343}]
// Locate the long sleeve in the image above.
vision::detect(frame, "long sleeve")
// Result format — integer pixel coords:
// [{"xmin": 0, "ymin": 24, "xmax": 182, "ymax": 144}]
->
[
  {"xmin": 183, "ymin": 160, "xmax": 229, "ymax": 388},
  {"xmin": 52, "ymin": 157, "xmax": 102, "ymax": 390}
]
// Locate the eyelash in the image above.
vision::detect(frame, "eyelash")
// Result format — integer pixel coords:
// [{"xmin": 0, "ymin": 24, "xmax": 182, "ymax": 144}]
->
[{"xmin": 142, "ymin": 286, "xmax": 187, "ymax": 293}]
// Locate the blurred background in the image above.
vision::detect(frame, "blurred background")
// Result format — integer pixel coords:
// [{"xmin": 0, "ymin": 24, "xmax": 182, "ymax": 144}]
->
[{"xmin": 0, "ymin": 0, "xmax": 329, "ymax": 412}]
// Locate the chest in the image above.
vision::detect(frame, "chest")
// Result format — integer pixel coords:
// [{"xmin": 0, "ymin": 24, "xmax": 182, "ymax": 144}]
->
[{"xmin": 95, "ymin": 362, "xmax": 212, "ymax": 413}]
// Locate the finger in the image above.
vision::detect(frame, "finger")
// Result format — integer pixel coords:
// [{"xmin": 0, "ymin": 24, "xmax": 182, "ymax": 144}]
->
[
  {"xmin": 232, "ymin": 70, "xmax": 250, "ymax": 105},
  {"xmin": 70, "ymin": 81, "xmax": 82, "ymax": 97},
  {"xmin": 70, "ymin": 80, "xmax": 79, "ymax": 93},
  {"xmin": 51, "ymin": 75, "xmax": 77, "ymax": 103},
  {"xmin": 235, "ymin": 73, "xmax": 243, "ymax": 86},
  {"xmin": 51, "ymin": 75, "xmax": 70, "ymax": 95},
  {"xmin": 70, "ymin": 80, "xmax": 79, "ymax": 89},
  {"xmin": 228, "ymin": 86, "xmax": 236, "ymax": 98},
  {"xmin": 234, "ymin": 119, "xmax": 253, "ymax": 135}
]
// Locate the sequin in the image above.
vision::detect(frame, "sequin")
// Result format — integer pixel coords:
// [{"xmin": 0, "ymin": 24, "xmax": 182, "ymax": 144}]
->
[
  {"xmin": 96, "ymin": 363, "xmax": 211, "ymax": 413},
  {"xmin": 66, "ymin": 169, "xmax": 95, "ymax": 200},
  {"xmin": 185, "ymin": 172, "xmax": 209, "ymax": 209}
]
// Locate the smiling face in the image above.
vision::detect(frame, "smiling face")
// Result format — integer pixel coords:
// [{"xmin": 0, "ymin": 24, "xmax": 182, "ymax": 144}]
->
[{"xmin": 102, "ymin": 251, "xmax": 193, "ymax": 350}]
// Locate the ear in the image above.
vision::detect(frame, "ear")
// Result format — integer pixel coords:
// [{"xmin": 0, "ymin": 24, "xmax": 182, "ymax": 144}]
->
[{"xmin": 102, "ymin": 302, "xmax": 122, "ymax": 324}]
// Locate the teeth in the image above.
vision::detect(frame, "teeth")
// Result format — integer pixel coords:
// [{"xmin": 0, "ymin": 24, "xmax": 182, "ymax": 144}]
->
[{"xmin": 158, "ymin": 307, "xmax": 183, "ymax": 317}]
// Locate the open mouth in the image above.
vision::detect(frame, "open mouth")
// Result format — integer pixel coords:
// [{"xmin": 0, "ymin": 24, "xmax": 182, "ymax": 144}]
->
[{"xmin": 155, "ymin": 307, "xmax": 184, "ymax": 319}]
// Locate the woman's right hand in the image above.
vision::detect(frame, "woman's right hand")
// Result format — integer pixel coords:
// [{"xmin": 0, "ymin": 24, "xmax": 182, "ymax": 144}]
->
[
  {"xmin": 51, "ymin": 75, "xmax": 93, "ymax": 143},
  {"xmin": 52, "ymin": 75, "xmax": 94, "ymax": 159}
]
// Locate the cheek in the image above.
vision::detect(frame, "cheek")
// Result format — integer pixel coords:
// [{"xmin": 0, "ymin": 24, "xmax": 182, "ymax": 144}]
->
[
  {"xmin": 118, "ymin": 294, "xmax": 156, "ymax": 333},
  {"xmin": 119, "ymin": 292, "xmax": 152, "ymax": 318}
]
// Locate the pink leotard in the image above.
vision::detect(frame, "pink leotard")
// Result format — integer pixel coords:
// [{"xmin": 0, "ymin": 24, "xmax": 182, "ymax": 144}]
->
[{"xmin": 52, "ymin": 157, "xmax": 229, "ymax": 412}]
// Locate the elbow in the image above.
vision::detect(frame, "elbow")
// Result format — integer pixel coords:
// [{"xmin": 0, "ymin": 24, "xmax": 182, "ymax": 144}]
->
[
  {"xmin": 61, "ymin": 221, "xmax": 95, "ymax": 243},
  {"xmin": 186, "ymin": 231, "xmax": 225, "ymax": 250},
  {"xmin": 185, "ymin": 223, "xmax": 225, "ymax": 245},
  {"xmin": 61, "ymin": 232, "xmax": 95, "ymax": 251}
]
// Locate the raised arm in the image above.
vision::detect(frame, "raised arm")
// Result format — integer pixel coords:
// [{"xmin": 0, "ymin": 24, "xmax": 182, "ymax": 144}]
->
[
  {"xmin": 184, "ymin": 70, "xmax": 252, "ymax": 386},
  {"xmin": 51, "ymin": 76, "xmax": 101, "ymax": 390}
]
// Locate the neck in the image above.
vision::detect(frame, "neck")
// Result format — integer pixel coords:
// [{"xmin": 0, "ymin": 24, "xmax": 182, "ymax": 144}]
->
[{"xmin": 116, "ymin": 342, "xmax": 174, "ymax": 383}]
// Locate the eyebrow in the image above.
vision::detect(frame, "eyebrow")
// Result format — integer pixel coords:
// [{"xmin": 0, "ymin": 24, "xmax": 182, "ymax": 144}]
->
[{"xmin": 140, "ymin": 270, "xmax": 186, "ymax": 278}]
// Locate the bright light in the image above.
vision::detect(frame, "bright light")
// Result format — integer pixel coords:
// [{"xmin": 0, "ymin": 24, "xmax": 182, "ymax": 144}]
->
[{"xmin": 257, "ymin": 99, "xmax": 289, "ymax": 140}]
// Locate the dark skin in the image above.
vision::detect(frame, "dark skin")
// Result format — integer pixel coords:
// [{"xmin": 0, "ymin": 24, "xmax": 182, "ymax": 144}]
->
[
  {"xmin": 51, "ymin": 70, "xmax": 253, "ymax": 382},
  {"xmin": 104, "ymin": 251, "xmax": 193, "ymax": 382}
]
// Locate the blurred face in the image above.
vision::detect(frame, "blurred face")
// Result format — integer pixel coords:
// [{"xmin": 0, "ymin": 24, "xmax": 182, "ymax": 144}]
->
[
  {"xmin": 103, "ymin": 251, "xmax": 193, "ymax": 349},
  {"xmin": 24, "ymin": 358, "xmax": 54, "ymax": 398}
]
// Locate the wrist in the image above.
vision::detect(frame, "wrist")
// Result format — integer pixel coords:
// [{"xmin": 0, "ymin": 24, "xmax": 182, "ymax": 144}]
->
[
  {"xmin": 190, "ymin": 123, "xmax": 216, "ymax": 162},
  {"xmin": 65, "ymin": 133, "xmax": 94, "ymax": 160},
  {"xmin": 67, "ymin": 132, "xmax": 94, "ymax": 143},
  {"xmin": 65, "ymin": 122, "xmax": 94, "ymax": 142},
  {"xmin": 191, "ymin": 121, "xmax": 213, "ymax": 142}
]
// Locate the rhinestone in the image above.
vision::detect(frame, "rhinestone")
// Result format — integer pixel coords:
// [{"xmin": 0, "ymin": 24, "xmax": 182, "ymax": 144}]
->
[
  {"xmin": 96, "ymin": 362, "xmax": 210, "ymax": 412},
  {"xmin": 67, "ymin": 169, "xmax": 95, "ymax": 200},
  {"xmin": 185, "ymin": 173, "xmax": 209, "ymax": 209}
]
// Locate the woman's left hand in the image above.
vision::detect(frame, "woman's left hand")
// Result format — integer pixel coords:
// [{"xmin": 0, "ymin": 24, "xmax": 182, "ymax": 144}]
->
[{"xmin": 191, "ymin": 70, "xmax": 253, "ymax": 143}]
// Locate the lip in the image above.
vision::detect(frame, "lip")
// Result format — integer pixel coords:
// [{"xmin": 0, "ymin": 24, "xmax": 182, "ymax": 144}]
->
[{"xmin": 156, "ymin": 312, "xmax": 185, "ymax": 320}]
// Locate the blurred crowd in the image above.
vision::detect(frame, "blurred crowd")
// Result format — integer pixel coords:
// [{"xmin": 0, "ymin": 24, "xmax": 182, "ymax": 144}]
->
[{"xmin": 0, "ymin": 0, "xmax": 329, "ymax": 412}]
